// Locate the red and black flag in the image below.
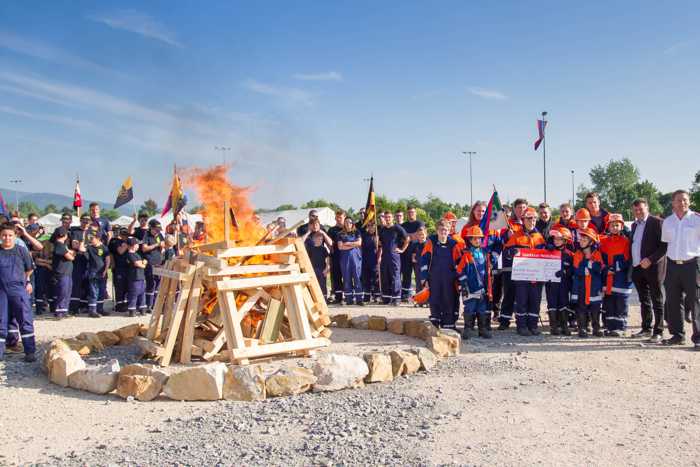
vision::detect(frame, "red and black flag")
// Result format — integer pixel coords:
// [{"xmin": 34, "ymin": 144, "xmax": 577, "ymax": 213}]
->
[
  {"xmin": 362, "ymin": 176, "xmax": 376, "ymax": 227},
  {"xmin": 114, "ymin": 176, "xmax": 134, "ymax": 209},
  {"xmin": 73, "ymin": 177, "xmax": 82, "ymax": 212}
]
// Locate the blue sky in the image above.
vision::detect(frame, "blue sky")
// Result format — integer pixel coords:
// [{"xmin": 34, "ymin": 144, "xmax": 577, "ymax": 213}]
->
[{"xmin": 1, "ymin": 1, "xmax": 698, "ymax": 211}]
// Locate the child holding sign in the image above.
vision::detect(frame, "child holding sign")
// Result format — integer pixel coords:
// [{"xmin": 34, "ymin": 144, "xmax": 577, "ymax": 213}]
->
[
  {"xmin": 571, "ymin": 228, "xmax": 605, "ymax": 338},
  {"xmin": 545, "ymin": 227, "xmax": 575, "ymax": 336}
]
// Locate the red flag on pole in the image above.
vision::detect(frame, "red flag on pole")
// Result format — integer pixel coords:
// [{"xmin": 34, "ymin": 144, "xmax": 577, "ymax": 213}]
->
[
  {"xmin": 73, "ymin": 178, "xmax": 82, "ymax": 211},
  {"xmin": 534, "ymin": 119, "xmax": 547, "ymax": 151}
]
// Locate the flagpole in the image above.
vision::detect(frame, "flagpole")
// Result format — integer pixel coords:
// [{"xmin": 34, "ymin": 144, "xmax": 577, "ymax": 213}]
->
[
  {"xmin": 75, "ymin": 173, "xmax": 81, "ymax": 218},
  {"xmin": 541, "ymin": 111, "xmax": 548, "ymax": 203}
]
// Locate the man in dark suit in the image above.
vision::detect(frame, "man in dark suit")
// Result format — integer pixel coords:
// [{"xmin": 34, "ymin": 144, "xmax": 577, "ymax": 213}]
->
[{"xmin": 630, "ymin": 198, "xmax": 667, "ymax": 342}]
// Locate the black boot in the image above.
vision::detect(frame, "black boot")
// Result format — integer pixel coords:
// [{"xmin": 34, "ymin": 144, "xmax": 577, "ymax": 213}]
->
[
  {"xmin": 469, "ymin": 314, "xmax": 477, "ymax": 331},
  {"xmin": 559, "ymin": 309, "xmax": 571, "ymax": 336},
  {"xmin": 577, "ymin": 310, "xmax": 588, "ymax": 338},
  {"xmin": 497, "ymin": 320, "xmax": 510, "ymax": 331},
  {"xmin": 478, "ymin": 314, "xmax": 492, "ymax": 339},
  {"xmin": 548, "ymin": 310, "xmax": 560, "ymax": 335},
  {"xmin": 591, "ymin": 309, "xmax": 604, "ymax": 337},
  {"xmin": 462, "ymin": 315, "xmax": 475, "ymax": 340}
]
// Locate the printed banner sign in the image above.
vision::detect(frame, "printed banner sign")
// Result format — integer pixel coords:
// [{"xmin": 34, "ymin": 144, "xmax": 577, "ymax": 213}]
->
[{"xmin": 511, "ymin": 248, "xmax": 561, "ymax": 283}]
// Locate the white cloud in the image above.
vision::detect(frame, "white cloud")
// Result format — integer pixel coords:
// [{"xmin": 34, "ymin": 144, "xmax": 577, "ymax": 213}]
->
[
  {"xmin": 468, "ymin": 87, "xmax": 507, "ymax": 100},
  {"xmin": 664, "ymin": 40, "xmax": 695, "ymax": 56},
  {"xmin": 243, "ymin": 80, "xmax": 314, "ymax": 106},
  {"xmin": 88, "ymin": 10, "xmax": 182, "ymax": 48},
  {"xmin": 0, "ymin": 30, "xmax": 113, "ymax": 73},
  {"xmin": 293, "ymin": 71, "xmax": 343, "ymax": 81},
  {"xmin": 0, "ymin": 104, "xmax": 95, "ymax": 130}
]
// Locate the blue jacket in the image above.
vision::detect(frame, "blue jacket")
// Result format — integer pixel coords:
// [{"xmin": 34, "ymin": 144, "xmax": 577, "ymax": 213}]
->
[{"xmin": 457, "ymin": 246, "xmax": 487, "ymax": 299}]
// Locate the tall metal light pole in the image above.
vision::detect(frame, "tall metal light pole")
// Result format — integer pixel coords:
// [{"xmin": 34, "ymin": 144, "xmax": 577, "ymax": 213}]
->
[
  {"xmin": 541, "ymin": 111, "xmax": 548, "ymax": 203},
  {"xmin": 214, "ymin": 146, "xmax": 232, "ymax": 165},
  {"xmin": 9, "ymin": 178, "xmax": 22, "ymax": 213},
  {"xmin": 462, "ymin": 151, "xmax": 476, "ymax": 206},
  {"xmin": 570, "ymin": 170, "xmax": 575, "ymax": 206}
]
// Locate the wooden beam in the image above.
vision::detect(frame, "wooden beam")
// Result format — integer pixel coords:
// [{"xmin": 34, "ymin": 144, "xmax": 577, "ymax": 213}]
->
[
  {"xmin": 193, "ymin": 240, "xmax": 230, "ymax": 253},
  {"xmin": 179, "ymin": 263, "xmax": 205, "ymax": 364},
  {"xmin": 293, "ymin": 239, "xmax": 330, "ymax": 317},
  {"xmin": 218, "ymin": 289, "xmax": 249, "ymax": 365},
  {"xmin": 282, "ymin": 284, "xmax": 314, "ymax": 341},
  {"xmin": 216, "ymin": 243, "xmax": 296, "ymax": 258},
  {"xmin": 159, "ymin": 266, "xmax": 196, "ymax": 366},
  {"xmin": 230, "ymin": 337, "xmax": 330, "ymax": 361},
  {"xmin": 207, "ymin": 263, "xmax": 301, "ymax": 276},
  {"xmin": 152, "ymin": 267, "xmax": 185, "ymax": 280},
  {"xmin": 216, "ymin": 273, "xmax": 310, "ymax": 291},
  {"xmin": 201, "ymin": 328, "xmax": 226, "ymax": 360},
  {"xmin": 259, "ymin": 299, "xmax": 285, "ymax": 344}
]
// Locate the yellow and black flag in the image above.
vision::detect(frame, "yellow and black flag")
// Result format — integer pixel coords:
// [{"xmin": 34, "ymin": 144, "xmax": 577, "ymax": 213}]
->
[
  {"xmin": 362, "ymin": 176, "xmax": 376, "ymax": 227},
  {"xmin": 114, "ymin": 176, "xmax": 134, "ymax": 209}
]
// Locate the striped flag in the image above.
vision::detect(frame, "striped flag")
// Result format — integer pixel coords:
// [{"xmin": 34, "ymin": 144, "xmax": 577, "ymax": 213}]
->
[
  {"xmin": 114, "ymin": 176, "xmax": 134, "ymax": 209},
  {"xmin": 73, "ymin": 178, "xmax": 82, "ymax": 211},
  {"xmin": 162, "ymin": 171, "xmax": 187, "ymax": 216},
  {"xmin": 480, "ymin": 189, "xmax": 507, "ymax": 243},
  {"xmin": 534, "ymin": 119, "xmax": 547, "ymax": 151},
  {"xmin": 362, "ymin": 176, "xmax": 376, "ymax": 227},
  {"xmin": 0, "ymin": 191, "xmax": 8, "ymax": 216}
]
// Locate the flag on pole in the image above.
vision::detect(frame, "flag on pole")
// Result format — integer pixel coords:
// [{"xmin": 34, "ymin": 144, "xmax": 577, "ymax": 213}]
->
[
  {"xmin": 73, "ymin": 178, "xmax": 82, "ymax": 212},
  {"xmin": 534, "ymin": 119, "xmax": 547, "ymax": 151},
  {"xmin": 114, "ymin": 176, "xmax": 134, "ymax": 209},
  {"xmin": 480, "ymin": 189, "xmax": 507, "ymax": 241},
  {"xmin": 161, "ymin": 171, "xmax": 187, "ymax": 216},
  {"xmin": 362, "ymin": 176, "xmax": 376, "ymax": 227},
  {"xmin": 0, "ymin": 191, "xmax": 8, "ymax": 216}
]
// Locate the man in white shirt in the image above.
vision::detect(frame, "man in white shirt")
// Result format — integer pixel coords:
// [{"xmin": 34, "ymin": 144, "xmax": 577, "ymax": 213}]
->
[{"xmin": 661, "ymin": 190, "xmax": 700, "ymax": 348}]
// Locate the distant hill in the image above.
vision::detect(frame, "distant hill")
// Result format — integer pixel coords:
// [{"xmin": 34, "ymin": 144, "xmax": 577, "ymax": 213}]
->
[{"xmin": 0, "ymin": 188, "xmax": 132, "ymax": 215}]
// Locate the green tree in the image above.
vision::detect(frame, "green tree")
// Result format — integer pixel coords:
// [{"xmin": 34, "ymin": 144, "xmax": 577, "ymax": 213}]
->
[
  {"xmin": 274, "ymin": 204, "xmax": 297, "ymax": 211},
  {"xmin": 43, "ymin": 203, "xmax": 58, "ymax": 215},
  {"xmin": 300, "ymin": 199, "xmax": 342, "ymax": 212},
  {"xmin": 188, "ymin": 204, "xmax": 204, "ymax": 214},
  {"xmin": 61, "ymin": 206, "xmax": 73, "ymax": 215},
  {"xmin": 691, "ymin": 170, "xmax": 700, "ymax": 211},
  {"xmin": 658, "ymin": 192, "xmax": 674, "ymax": 217},
  {"xmin": 101, "ymin": 209, "xmax": 120, "ymax": 221},
  {"xmin": 140, "ymin": 198, "xmax": 159, "ymax": 217},
  {"xmin": 18, "ymin": 201, "xmax": 40, "ymax": 218}
]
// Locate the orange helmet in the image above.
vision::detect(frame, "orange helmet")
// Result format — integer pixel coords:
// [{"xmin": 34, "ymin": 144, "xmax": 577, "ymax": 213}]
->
[
  {"xmin": 523, "ymin": 207, "xmax": 537, "ymax": 219},
  {"xmin": 442, "ymin": 211, "xmax": 457, "ymax": 221},
  {"xmin": 575, "ymin": 208, "xmax": 591, "ymax": 221},
  {"xmin": 463, "ymin": 226, "xmax": 484, "ymax": 238},
  {"xmin": 578, "ymin": 227, "xmax": 599, "ymax": 243},
  {"xmin": 608, "ymin": 213, "xmax": 624, "ymax": 225},
  {"xmin": 549, "ymin": 226, "xmax": 572, "ymax": 242},
  {"xmin": 413, "ymin": 287, "xmax": 430, "ymax": 305}
]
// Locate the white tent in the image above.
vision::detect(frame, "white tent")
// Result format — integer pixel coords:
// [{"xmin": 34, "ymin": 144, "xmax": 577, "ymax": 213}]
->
[
  {"xmin": 257, "ymin": 207, "xmax": 335, "ymax": 229},
  {"xmin": 112, "ymin": 215, "xmax": 135, "ymax": 227},
  {"xmin": 37, "ymin": 213, "xmax": 79, "ymax": 233}
]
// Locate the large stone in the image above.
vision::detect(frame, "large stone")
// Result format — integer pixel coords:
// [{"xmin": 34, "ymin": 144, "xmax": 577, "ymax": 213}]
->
[
  {"xmin": 389, "ymin": 350, "xmax": 421, "ymax": 377},
  {"xmin": 404, "ymin": 320, "xmax": 439, "ymax": 339},
  {"xmin": 133, "ymin": 336, "xmax": 164, "ymax": 359},
  {"xmin": 363, "ymin": 352, "xmax": 393, "ymax": 383},
  {"xmin": 265, "ymin": 367, "xmax": 316, "ymax": 397},
  {"xmin": 163, "ymin": 363, "xmax": 227, "ymax": 401},
  {"xmin": 312, "ymin": 353, "xmax": 368, "ymax": 392},
  {"xmin": 63, "ymin": 338, "xmax": 93, "ymax": 356},
  {"xmin": 331, "ymin": 313, "xmax": 352, "ymax": 328},
  {"xmin": 116, "ymin": 375, "xmax": 162, "ymax": 401},
  {"xmin": 114, "ymin": 323, "xmax": 141, "ymax": 345},
  {"xmin": 410, "ymin": 347, "xmax": 438, "ymax": 371},
  {"xmin": 119, "ymin": 363, "xmax": 170, "ymax": 387},
  {"xmin": 75, "ymin": 332, "xmax": 105, "ymax": 353},
  {"xmin": 42, "ymin": 339, "xmax": 71, "ymax": 373},
  {"xmin": 68, "ymin": 359, "xmax": 120, "ymax": 394},
  {"xmin": 224, "ymin": 365, "xmax": 266, "ymax": 401},
  {"xmin": 138, "ymin": 323, "xmax": 149, "ymax": 337},
  {"xmin": 96, "ymin": 331, "xmax": 120, "ymax": 347},
  {"xmin": 368, "ymin": 316, "xmax": 387, "ymax": 331},
  {"xmin": 48, "ymin": 350, "xmax": 86, "ymax": 387},
  {"xmin": 387, "ymin": 319, "xmax": 405, "ymax": 335},
  {"xmin": 426, "ymin": 335, "xmax": 460, "ymax": 357},
  {"xmin": 350, "ymin": 315, "xmax": 370, "ymax": 330}
]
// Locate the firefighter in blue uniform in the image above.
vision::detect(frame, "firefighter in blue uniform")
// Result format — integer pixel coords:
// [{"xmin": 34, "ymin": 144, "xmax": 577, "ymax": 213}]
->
[
  {"xmin": 109, "ymin": 228, "xmax": 130, "ymax": 312},
  {"xmin": 360, "ymin": 222, "xmax": 380, "ymax": 303},
  {"xmin": 327, "ymin": 210, "xmax": 346, "ymax": 304},
  {"xmin": 337, "ymin": 217, "xmax": 363, "ymax": 305},
  {"xmin": 599, "ymin": 214, "xmax": 633, "ymax": 336},
  {"xmin": 420, "ymin": 219, "xmax": 464, "ymax": 329},
  {"xmin": 400, "ymin": 206, "xmax": 425, "ymax": 301},
  {"xmin": 141, "ymin": 219, "xmax": 165, "ymax": 311},
  {"xmin": 68, "ymin": 214, "xmax": 91, "ymax": 313},
  {"xmin": 0, "ymin": 223, "xmax": 37, "ymax": 362},
  {"xmin": 457, "ymin": 226, "xmax": 493, "ymax": 339},
  {"xmin": 571, "ymin": 227, "xmax": 605, "ymax": 337},
  {"xmin": 86, "ymin": 226, "xmax": 110, "ymax": 317},
  {"xmin": 544, "ymin": 227, "xmax": 574, "ymax": 335},
  {"xmin": 52, "ymin": 227, "xmax": 75, "ymax": 319},
  {"xmin": 126, "ymin": 237, "xmax": 148, "ymax": 316},
  {"xmin": 379, "ymin": 211, "xmax": 409, "ymax": 306}
]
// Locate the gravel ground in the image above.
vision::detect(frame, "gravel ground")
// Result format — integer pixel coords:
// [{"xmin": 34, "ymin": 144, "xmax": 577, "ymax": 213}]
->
[{"xmin": 2, "ymin": 301, "xmax": 700, "ymax": 466}]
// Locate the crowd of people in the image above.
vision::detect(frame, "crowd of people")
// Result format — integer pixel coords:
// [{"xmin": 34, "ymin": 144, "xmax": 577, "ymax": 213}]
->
[{"xmin": 0, "ymin": 191, "xmax": 698, "ymax": 362}]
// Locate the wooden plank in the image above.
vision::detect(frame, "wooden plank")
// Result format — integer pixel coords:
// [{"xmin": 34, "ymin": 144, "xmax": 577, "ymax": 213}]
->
[
  {"xmin": 218, "ymin": 290, "xmax": 249, "ymax": 365},
  {"xmin": 216, "ymin": 273, "xmax": 310, "ymax": 291},
  {"xmin": 240, "ymin": 289, "xmax": 265, "ymax": 315},
  {"xmin": 230, "ymin": 337, "xmax": 330, "ymax": 361},
  {"xmin": 160, "ymin": 263, "xmax": 194, "ymax": 339},
  {"xmin": 191, "ymin": 345, "xmax": 203, "ymax": 357},
  {"xmin": 152, "ymin": 267, "xmax": 185, "ymax": 280},
  {"xmin": 293, "ymin": 239, "xmax": 330, "ymax": 317},
  {"xmin": 179, "ymin": 263, "xmax": 205, "ymax": 364},
  {"xmin": 147, "ymin": 260, "xmax": 177, "ymax": 340},
  {"xmin": 201, "ymin": 329, "xmax": 226, "ymax": 360},
  {"xmin": 159, "ymin": 266, "xmax": 196, "ymax": 366},
  {"xmin": 207, "ymin": 263, "xmax": 301, "ymax": 277},
  {"xmin": 283, "ymin": 284, "xmax": 314, "ymax": 341},
  {"xmin": 216, "ymin": 243, "xmax": 296, "ymax": 259},
  {"xmin": 193, "ymin": 240, "xmax": 230, "ymax": 253},
  {"xmin": 259, "ymin": 299, "xmax": 285, "ymax": 344},
  {"xmin": 194, "ymin": 337, "xmax": 216, "ymax": 353},
  {"xmin": 197, "ymin": 255, "xmax": 228, "ymax": 270}
]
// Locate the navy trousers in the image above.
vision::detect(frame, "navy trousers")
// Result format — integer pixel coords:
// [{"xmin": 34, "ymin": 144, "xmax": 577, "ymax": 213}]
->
[
  {"xmin": 330, "ymin": 253, "xmax": 344, "ymax": 302},
  {"xmin": 498, "ymin": 272, "xmax": 516, "ymax": 325},
  {"xmin": 87, "ymin": 276, "xmax": 107, "ymax": 314},
  {"xmin": 603, "ymin": 294, "xmax": 629, "ymax": 331},
  {"xmin": 380, "ymin": 253, "xmax": 401, "ymax": 304},
  {"xmin": 0, "ymin": 290, "xmax": 36, "ymax": 357},
  {"xmin": 341, "ymin": 250, "xmax": 363, "ymax": 305},
  {"xmin": 514, "ymin": 281, "xmax": 543, "ymax": 330},
  {"xmin": 127, "ymin": 279, "xmax": 147, "ymax": 312},
  {"xmin": 400, "ymin": 251, "xmax": 414, "ymax": 299},
  {"xmin": 53, "ymin": 274, "xmax": 72, "ymax": 317},
  {"xmin": 34, "ymin": 266, "xmax": 52, "ymax": 313},
  {"xmin": 145, "ymin": 265, "xmax": 161, "ymax": 309},
  {"xmin": 113, "ymin": 269, "xmax": 128, "ymax": 312}
]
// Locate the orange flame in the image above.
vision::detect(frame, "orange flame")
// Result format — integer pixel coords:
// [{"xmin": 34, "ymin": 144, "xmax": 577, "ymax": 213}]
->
[{"xmin": 182, "ymin": 165, "xmax": 264, "ymax": 245}]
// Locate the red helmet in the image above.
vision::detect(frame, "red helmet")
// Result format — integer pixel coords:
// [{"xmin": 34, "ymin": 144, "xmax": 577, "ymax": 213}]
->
[
  {"xmin": 463, "ymin": 226, "xmax": 484, "ymax": 238},
  {"xmin": 575, "ymin": 208, "xmax": 591, "ymax": 221},
  {"xmin": 442, "ymin": 211, "xmax": 457, "ymax": 221},
  {"xmin": 578, "ymin": 227, "xmax": 599, "ymax": 243}
]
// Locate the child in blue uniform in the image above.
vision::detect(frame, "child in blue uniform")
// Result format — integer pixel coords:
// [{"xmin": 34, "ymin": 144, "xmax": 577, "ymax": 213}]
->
[
  {"xmin": 571, "ymin": 228, "xmax": 605, "ymax": 338},
  {"xmin": 338, "ymin": 218, "xmax": 363, "ymax": 306},
  {"xmin": 545, "ymin": 227, "xmax": 574, "ymax": 335},
  {"xmin": 0, "ymin": 223, "xmax": 37, "ymax": 361},
  {"xmin": 458, "ymin": 226, "xmax": 492, "ymax": 339},
  {"xmin": 599, "ymin": 213, "xmax": 633, "ymax": 336},
  {"xmin": 109, "ymin": 228, "xmax": 130, "ymax": 312},
  {"xmin": 411, "ymin": 226, "xmax": 427, "ymax": 306},
  {"xmin": 51, "ymin": 227, "xmax": 74, "ymax": 319},
  {"xmin": 126, "ymin": 237, "xmax": 148, "ymax": 316},
  {"xmin": 142, "ymin": 220, "xmax": 165, "ymax": 311},
  {"xmin": 86, "ymin": 227, "xmax": 110, "ymax": 317}
]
